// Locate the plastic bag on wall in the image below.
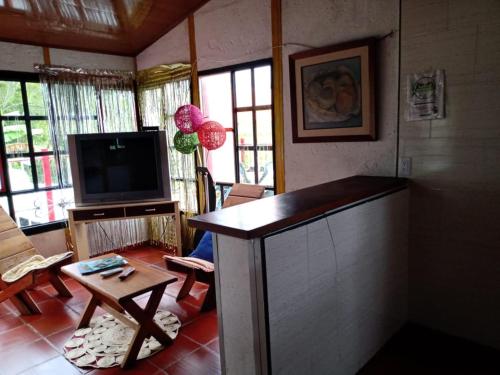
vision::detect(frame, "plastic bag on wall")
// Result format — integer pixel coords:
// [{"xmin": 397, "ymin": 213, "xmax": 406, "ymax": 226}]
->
[{"xmin": 406, "ymin": 69, "xmax": 445, "ymax": 121}]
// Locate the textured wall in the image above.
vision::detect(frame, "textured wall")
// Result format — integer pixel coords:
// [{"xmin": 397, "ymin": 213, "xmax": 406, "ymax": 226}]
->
[
  {"xmin": 400, "ymin": 0, "xmax": 500, "ymax": 349},
  {"xmin": 135, "ymin": 0, "xmax": 271, "ymax": 72},
  {"xmin": 49, "ymin": 48, "xmax": 135, "ymax": 71},
  {"xmin": 282, "ymin": 0, "xmax": 400, "ymax": 191},
  {"xmin": 0, "ymin": 42, "xmax": 135, "ymax": 72},
  {"xmin": 135, "ymin": 0, "xmax": 399, "ymax": 191},
  {"xmin": 0, "ymin": 41, "xmax": 44, "ymax": 72},
  {"xmin": 136, "ymin": 20, "xmax": 190, "ymax": 70},
  {"xmin": 194, "ymin": 0, "xmax": 271, "ymax": 71},
  {"xmin": 29, "ymin": 229, "xmax": 68, "ymax": 257}
]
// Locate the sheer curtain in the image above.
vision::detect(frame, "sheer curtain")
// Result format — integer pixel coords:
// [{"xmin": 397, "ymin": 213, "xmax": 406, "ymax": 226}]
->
[
  {"xmin": 37, "ymin": 64, "xmax": 148, "ymax": 256},
  {"xmin": 137, "ymin": 64, "xmax": 198, "ymax": 253}
]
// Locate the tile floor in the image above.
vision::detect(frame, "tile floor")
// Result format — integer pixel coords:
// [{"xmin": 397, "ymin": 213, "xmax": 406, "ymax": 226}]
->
[{"xmin": 0, "ymin": 247, "xmax": 221, "ymax": 375}]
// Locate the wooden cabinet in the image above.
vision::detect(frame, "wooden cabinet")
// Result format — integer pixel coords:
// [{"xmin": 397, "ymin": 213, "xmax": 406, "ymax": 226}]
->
[{"xmin": 68, "ymin": 200, "xmax": 181, "ymax": 260}]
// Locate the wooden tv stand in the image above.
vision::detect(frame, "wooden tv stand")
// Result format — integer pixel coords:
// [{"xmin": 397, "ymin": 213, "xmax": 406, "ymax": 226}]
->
[{"xmin": 67, "ymin": 200, "xmax": 182, "ymax": 261}]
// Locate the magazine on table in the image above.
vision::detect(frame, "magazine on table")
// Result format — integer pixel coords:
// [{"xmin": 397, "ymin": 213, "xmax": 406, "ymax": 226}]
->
[{"xmin": 78, "ymin": 255, "xmax": 128, "ymax": 275}]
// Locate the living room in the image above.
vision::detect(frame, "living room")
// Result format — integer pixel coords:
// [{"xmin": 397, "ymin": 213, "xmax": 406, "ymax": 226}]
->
[{"xmin": 0, "ymin": 0, "xmax": 499, "ymax": 374}]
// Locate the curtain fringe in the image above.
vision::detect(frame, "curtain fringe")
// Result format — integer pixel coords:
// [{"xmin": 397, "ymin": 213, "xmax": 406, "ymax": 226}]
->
[{"xmin": 136, "ymin": 63, "xmax": 192, "ymax": 90}]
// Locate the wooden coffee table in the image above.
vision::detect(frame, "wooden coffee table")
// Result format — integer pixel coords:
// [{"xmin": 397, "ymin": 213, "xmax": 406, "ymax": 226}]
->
[{"xmin": 61, "ymin": 253, "xmax": 177, "ymax": 368}]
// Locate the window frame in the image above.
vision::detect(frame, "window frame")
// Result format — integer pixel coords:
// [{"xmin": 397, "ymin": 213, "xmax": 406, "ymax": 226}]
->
[
  {"xmin": 0, "ymin": 70, "xmax": 70, "ymax": 235},
  {"xmin": 198, "ymin": 58, "xmax": 276, "ymax": 197}
]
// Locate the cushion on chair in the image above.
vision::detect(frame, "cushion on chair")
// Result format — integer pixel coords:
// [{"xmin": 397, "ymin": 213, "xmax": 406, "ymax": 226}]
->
[
  {"xmin": 188, "ymin": 231, "xmax": 213, "ymax": 262},
  {"xmin": 1, "ymin": 252, "xmax": 73, "ymax": 283},
  {"xmin": 164, "ymin": 255, "xmax": 214, "ymax": 272}
]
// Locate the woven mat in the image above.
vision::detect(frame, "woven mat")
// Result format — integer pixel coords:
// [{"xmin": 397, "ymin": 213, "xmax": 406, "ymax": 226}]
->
[{"xmin": 64, "ymin": 310, "xmax": 180, "ymax": 368}]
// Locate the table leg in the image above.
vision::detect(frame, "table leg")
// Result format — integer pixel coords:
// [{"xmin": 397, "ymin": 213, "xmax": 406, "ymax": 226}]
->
[
  {"xmin": 77, "ymin": 295, "xmax": 100, "ymax": 329},
  {"xmin": 120, "ymin": 285, "xmax": 170, "ymax": 368},
  {"xmin": 12, "ymin": 291, "xmax": 41, "ymax": 315}
]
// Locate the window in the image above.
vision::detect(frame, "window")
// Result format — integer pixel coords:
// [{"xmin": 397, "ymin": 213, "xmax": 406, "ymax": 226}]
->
[
  {"xmin": 199, "ymin": 59, "xmax": 275, "ymax": 208},
  {"xmin": 0, "ymin": 69, "xmax": 137, "ymax": 233},
  {"xmin": 0, "ymin": 72, "xmax": 73, "ymax": 231}
]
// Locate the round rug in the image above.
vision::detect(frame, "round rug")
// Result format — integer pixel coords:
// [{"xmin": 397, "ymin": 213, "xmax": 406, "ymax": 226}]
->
[{"xmin": 64, "ymin": 310, "xmax": 181, "ymax": 368}]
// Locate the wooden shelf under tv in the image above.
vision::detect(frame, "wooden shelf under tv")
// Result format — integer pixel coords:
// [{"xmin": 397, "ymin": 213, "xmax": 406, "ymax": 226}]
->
[{"xmin": 67, "ymin": 200, "xmax": 182, "ymax": 261}]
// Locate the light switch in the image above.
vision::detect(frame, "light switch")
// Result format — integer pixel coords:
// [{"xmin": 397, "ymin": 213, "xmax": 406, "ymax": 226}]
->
[{"xmin": 400, "ymin": 157, "xmax": 412, "ymax": 177}]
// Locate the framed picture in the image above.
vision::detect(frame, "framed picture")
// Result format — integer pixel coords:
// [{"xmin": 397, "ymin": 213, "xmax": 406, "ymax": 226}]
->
[{"xmin": 289, "ymin": 38, "xmax": 376, "ymax": 142}]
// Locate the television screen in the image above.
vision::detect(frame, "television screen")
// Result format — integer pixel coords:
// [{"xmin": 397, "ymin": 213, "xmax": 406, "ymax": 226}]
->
[{"xmin": 68, "ymin": 131, "xmax": 171, "ymax": 206}]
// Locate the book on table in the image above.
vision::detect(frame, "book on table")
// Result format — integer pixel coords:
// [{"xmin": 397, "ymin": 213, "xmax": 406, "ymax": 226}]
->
[{"xmin": 78, "ymin": 255, "xmax": 128, "ymax": 275}]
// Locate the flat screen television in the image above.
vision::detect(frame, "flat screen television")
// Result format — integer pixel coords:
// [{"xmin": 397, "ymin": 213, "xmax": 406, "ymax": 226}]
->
[{"xmin": 68, "ymin": 131, "xmax": 171, "ymax": 207}]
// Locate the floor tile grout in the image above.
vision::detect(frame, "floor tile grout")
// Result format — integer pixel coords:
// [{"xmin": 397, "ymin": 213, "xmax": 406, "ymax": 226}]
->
[{"xmin": 162, "ymin": 345, "xmax": 206, "ymax": 371}]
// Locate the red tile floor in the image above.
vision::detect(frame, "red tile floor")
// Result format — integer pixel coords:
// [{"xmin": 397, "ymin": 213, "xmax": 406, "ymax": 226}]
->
[{"xmin": 0, "ymin": 247, "xmax": 221, "ymax": 375}]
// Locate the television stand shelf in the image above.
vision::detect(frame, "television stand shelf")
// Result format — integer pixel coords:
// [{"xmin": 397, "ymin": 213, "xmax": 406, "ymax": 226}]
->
[{"xmin": 68, "ymin": 200, "xmax": 182, "ymax": 261}]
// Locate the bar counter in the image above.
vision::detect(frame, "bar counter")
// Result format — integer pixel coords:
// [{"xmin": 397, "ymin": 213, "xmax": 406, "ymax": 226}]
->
[
  {"xmin": 189, "ymin": 175, "xmax": 407, "ymax": 239},
  {"xmin": 189, "ymin": 175, "xmax": 409, "ymax": 375}
]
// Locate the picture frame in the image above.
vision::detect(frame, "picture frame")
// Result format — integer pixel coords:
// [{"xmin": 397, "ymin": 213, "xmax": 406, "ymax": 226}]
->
[{"xmin": 289, "ymin": 38, "xmax": 376, "ymax": 142}]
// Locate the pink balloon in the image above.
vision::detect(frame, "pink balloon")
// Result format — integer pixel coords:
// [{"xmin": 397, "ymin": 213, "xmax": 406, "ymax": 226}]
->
[
  {"xmin": 197, "ymin": 121, "xmax": 227, "ymax": 150},
  {"xmin": 174, "ymin": 104, "xmax": 204, "ymax": 134}
]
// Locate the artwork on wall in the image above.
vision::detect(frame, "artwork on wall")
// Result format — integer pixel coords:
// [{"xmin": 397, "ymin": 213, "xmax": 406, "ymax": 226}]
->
[
  {"xmin": 289, "ymin": 38, "xmax": 376, "ymax": 142},
  {"xmin": 406, "ymin": 69, "xmax": 445, "ymax": 121}
]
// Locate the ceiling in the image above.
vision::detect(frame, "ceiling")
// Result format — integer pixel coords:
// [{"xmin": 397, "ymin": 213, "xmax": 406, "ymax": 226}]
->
[{"xmin": 0, "ymin": 0, "xmax": 209, "ymax": 56}]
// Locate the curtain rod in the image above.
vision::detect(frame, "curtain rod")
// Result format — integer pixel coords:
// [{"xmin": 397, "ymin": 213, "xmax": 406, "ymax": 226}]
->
[{"xmin": 34, "ymin": 64, "xmax": 134, "ymax": 80}]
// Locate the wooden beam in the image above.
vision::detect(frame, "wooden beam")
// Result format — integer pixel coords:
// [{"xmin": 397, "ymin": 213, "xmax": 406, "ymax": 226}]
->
[
  {"xmin": 188, "ymin": 13, "xmax": 206, "ymax": 216},
  {"xmin": 43, "ymin": 47, "xmax": 51, "ymax": 65},
  {"xmin": 188, "ymin": 14, "xmax": 200, "ymax": 107},
  {"xmin": 271, "ymin": 0, "xmax": 286, "ymax": 193}
]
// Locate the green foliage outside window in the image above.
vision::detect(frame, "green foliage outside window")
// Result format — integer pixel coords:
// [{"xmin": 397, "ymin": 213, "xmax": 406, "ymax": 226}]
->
[{"xmin": 0, "ymin": 81, "xmax": 24, "ymax": 116}]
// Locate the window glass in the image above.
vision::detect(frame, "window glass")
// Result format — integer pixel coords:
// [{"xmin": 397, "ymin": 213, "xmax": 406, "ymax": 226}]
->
[
  {"xmin": 8, "ymin": 157, "xmax": 34, "ymax": 191},
  {"xmin": 0, "ymin": 160, "xmax": 3, "ymax": 192},
  {"xmin": 214, "ymin": 184, "xmax": 222, "ymax": 210},
  {"xmin": 0, "ymin": 81, "xmax": 24, "ymax": 116},
  {"xmin": 235, "ymin": 69, "xmax": 252, "ymax": 107},
  {"xmin": 236, "ymin": 112, "xmax": 254, "ymax": 146},
  {"xmin": 257, "ymin": 150, "xmax": 274, "ymax": 186},
  {"xmin": 254, "ymin": 66, "xmax": 272, "ymax": 106},
  {"xmin": 0, "ymin": 196, "xmax": 9, "ymax": 213},
  {"xmin": 256, "ymin": 110, "xmax": 272, "ymax": 146},
  {"xmin": 59, "ymin": 154, "xmax": 72, "ymax": 186},
  {"xmin": 35, "ymin": 155, "xmax": 58, "ymax": 188},
  {"xmin": 31, "ymin": 120, "xmax": 53, "ymax": 151},
  {"xmin": 199, "ymin": 72, "xmax": 233, "ymax": 129},
  {"xmin": 12, "ymin": 188, "xmax": 74, "ymax": 227},
  {"xmin": 200, "ymin": 72, "xmax": 236, "ymax": 184},
  {"xmin": 11, "ymin": 0, "xmax": 30, "ymax": 11},
  {"xmin": 239, "ymin": 149, "xmax": 255, "ymax": 184},
  {"xmin": 26, "ymin": 82, "xmax": 46, "ymax": 116},
  {"xmin": 207, "ymin": 131, "xmax": 235, "ymax": 184},
  {"xmin": 3, "ymin": 120, "xmax": 29, "ymax": 154},
  {"xmin": 200, "ymin": 62, "xmax": 274, "ymax": 208}
]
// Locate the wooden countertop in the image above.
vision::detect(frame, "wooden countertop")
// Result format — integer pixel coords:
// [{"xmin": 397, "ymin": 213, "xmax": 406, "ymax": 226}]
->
[{"xmin": 188, "ymin": 176, "xmax": 407, "ymax": 240}]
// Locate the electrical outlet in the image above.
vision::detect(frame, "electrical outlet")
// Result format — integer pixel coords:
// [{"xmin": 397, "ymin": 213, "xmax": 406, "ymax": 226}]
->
[{"xmin": 400, "ymin": 157, "xmax": 412, "ymax": 177}]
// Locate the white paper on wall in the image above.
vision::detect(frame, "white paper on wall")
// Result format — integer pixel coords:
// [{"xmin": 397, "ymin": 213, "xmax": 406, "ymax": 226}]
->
[{"xmin": 406, "ymin": 69, "xmax": 445, "ymax": 121}]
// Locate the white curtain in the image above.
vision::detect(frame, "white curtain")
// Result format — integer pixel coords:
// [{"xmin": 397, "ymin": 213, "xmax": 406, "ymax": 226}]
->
[{"xmin": 37, "ymin": 64, "xmax": 148, "ymax": 256}]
